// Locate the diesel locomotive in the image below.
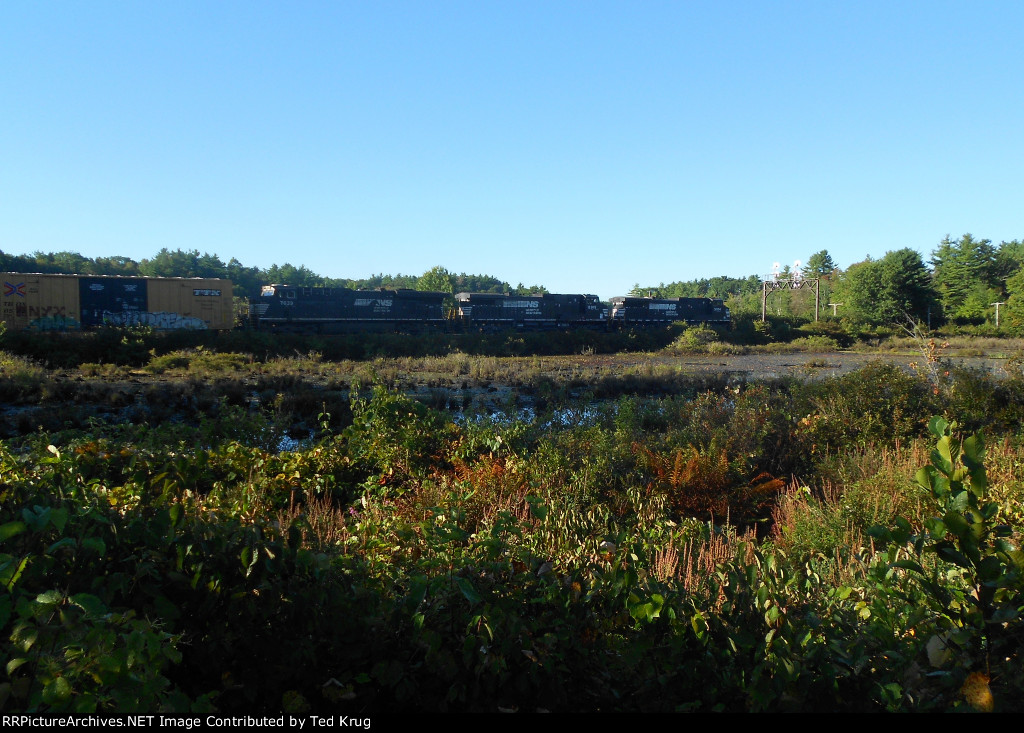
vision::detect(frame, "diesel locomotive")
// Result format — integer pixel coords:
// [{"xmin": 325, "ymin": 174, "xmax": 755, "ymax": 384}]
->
[
  {"xmin": 250, "ymin": 284, "xmax": 448, "ymax": 333},
  {"xmin": 453, "ymin": 292, "xmax": 607, "ymax": 331},
  {"xmin": 609, "ymin": 296, "xmax": 731, "ymax": 326}
]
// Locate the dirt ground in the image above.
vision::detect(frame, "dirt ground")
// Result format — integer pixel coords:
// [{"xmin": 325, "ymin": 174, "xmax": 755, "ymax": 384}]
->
[{"xmin": 596, "ymin": 350, "xmax": 1013, "ymax": 380}]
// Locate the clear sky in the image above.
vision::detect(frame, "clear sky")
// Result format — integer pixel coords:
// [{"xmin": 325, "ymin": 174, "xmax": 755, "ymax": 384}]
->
[{"xmin": 2, "ymin": 1, "xmax": 1022, "ymax": 299}]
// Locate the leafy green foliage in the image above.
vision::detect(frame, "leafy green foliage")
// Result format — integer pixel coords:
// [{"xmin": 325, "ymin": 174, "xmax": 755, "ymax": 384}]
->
[
  {"xmin": 833, "ymin": 249, "xmax": 937, "ymax": 326},
  {"xmin": 795, "ymin": 362, "xmax": 932, "ymax": 451},
  {"xmin": 870, "ymin": 418, "xmax": 1024, "ymax": 710},
  {"xmin": 2, "ymin": 363, "xmax": 1023, "ymax": 713}
]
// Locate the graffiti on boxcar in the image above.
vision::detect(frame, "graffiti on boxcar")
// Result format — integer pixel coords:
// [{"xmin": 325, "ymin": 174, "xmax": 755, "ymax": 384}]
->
[
  {"xmin": 29, "ymin": 305, "xmax": 69, "ymax": 319},
  {"xmin": 102, "ymin": 310, "xmax": 208, "ymax": 330},
  {"xmin": 22, "ymin": 305, "xmax": 82, "ymax": 330},
  {"xmin": 29, "ymin": 315, "xmax": 81, "ymax": 331}
]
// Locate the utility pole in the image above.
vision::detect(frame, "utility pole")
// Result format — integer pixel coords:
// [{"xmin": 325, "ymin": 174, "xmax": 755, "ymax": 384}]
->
[
  {"xmin": 992, "ymin": 302, "xmax": 1005, "ymax": 328},
  {"xmin": 827, "ymin": 302, "xmax": 843, "ymax": 317}
]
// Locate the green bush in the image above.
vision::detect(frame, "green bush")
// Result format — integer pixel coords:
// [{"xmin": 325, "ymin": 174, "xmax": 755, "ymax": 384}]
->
[
  {"xmin": 796, "ymin": 320, "xmax": 854, "ymax": 348},
  {"xmin": 667, "ymin": 324, "xmax": 721, "ymax": 352},
  {"xmin": 145, "ymin": 349, "xmax": 248, "ymax": 375},
  {"xmin": 870, "ymin": 418, "xmax": 1024, "ymax": 711},
  {"xmin": 794, "ymin": 362, "xmax": 934, "ymax": 450}
]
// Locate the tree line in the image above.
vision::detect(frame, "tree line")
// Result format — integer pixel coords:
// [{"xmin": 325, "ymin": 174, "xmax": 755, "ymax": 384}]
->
[
  {"xmin": 633, "ymin": 234, "xmax": 1024, "ymax": 332},
  {"xmin": 0, "ymin": 250, "xmax": 546, "ymax": 300}
]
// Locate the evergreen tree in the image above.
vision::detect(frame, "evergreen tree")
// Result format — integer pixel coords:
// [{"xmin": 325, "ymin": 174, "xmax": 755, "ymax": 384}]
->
[
  {"xmin": 1002, "ymin": 267, "xmax": 1024, "ymax": 334},
  {"xmin": 994, "ymin": 239, "xmax": 1024, "ymax": 283},
  {"xmin": 805, "ymin": 249, "xmax": 837, "ymax": 278},
  {"xmin": 931, "ymin": 234, "xmax": 998, "ymax": 320}
]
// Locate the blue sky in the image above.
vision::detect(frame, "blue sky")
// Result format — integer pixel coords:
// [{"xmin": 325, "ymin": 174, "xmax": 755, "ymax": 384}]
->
[{"xmin": 2, "ymin": 1, "xmax": 1022, "ymax": 299}]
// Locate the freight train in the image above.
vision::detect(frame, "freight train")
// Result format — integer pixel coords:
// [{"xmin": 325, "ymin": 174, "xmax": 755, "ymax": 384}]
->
[
  {"xmin": 252, "ymin": 284, "xmax": 730, "ymax": 333},
  {"xmin": 1, "ymin": 273, "xmax": 730, "ymax": 334}
]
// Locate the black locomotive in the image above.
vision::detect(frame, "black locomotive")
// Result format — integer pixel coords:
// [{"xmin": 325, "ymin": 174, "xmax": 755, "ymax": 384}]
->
[
  {"xmin": 609, "ymin": 296, "xmax": 731, "ymax": 326},
  {"xmin": 454, "ymin": 292, "xmax": 607, "ymax": 331},
  {"xmin": 250, "ymin": 285, "xmax": 448, "ymax": 333},
  {"xmin": 251, "ymin": 284, "xmax": 730, "ymax": 333}
]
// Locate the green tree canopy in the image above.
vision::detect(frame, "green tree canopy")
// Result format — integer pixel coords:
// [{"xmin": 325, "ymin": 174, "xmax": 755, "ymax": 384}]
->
[
  {"xmin": 1002, "ymin": 267, "xmax": 1024, "ymax": 334},
  {"xmin": 994, "ymin": 239, "xmax": 1024, "ymax": 283},
  {"xmin": 805, "ymin": 250, "xmax": 837, "ymax": 278},
  {"xmin": 836, "ymin": 249, "xmax": 937, "ymax": 326},
  {"xmin": 416, "ymin": 266, "xmax": 455, "ymax": 293},
  {"xmin": 454, "ymin": 273, "xmax": 512, "ymax": 294},
  {"xmin": 140, "ymin": 248, "xmax": 231, "ymax": 280},
  {"xmin": 263, "ymin": 262, "xmax": 320, "ymax": 286},
  {"xmin": 631, "ymin": 274, "xmax": 761, "ymax": 300},
  {"xmin": 930, "ymin": 234, "xmax": 998, "ymax": 320}
]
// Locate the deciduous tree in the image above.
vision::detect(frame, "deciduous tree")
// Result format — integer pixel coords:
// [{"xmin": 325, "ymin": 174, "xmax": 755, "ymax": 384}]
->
[
  {"xmin": 416, "ymin": 265, "xmax": 454, "ymax": 293},
  {"xmin": 835, "ymin": 249, "xmax": 937, "ymax": 326}
]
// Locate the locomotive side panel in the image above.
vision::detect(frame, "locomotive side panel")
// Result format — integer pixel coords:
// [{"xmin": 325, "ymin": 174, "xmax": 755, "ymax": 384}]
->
[
  {"xmin": 490, "ymin": 294, "xmax": 546, "ymax": 326},
  {"xmin": 456, "ymin": 292, "xmax": 608, "ymax": 330},
  {"xmin": 609, "ymin": 296, "xmax": 731, "ymax": 326},
  {"xmin": 255, "ymin": 286, "xmax": 447, "ymax": 332},
  {"xmin": 389, "ymin": 289, "xmax": 448, "ymax": 323},
  {"xmin": 456, "ymin": 293, "xmax": 551, "ymax": 329},
  {"xmin": 545, "ymin": 293, "xmax": 607, "ymax": 328},
  {"xmin": 255, "ymin": 287, "xmax": 355, "ymax": 328}
]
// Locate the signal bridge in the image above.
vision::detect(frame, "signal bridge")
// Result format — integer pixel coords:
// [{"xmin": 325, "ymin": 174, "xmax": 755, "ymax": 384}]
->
[{"xmin": 761, "ymin": 273, "xmax": 820, "ymax": 322}]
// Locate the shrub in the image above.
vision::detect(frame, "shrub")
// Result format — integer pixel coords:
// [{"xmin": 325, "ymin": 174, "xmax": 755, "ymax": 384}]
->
[
  {"xmin": 870, "ymin": 418, "xmax": 1024, "ymax": 711},
  {"xmin": 145, "ymin": 349, "xmax": 248, "ymax": 375},
  {"xmin": 788, "ymin": 335, "xmax": 840, "ymax": 352},
  {"xmin": 667, "ymin": 325, "xmax": 721, "ymax": 352},
  {"xmin": 796, "ymin": 320, "xmax": 854, "ymax": 348},
  {"xmin": 794, "ymin": 362, "xmax": 934, "ymax": 450}
]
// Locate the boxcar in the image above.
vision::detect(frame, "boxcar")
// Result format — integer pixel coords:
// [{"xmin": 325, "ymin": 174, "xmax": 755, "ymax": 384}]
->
[
  {"xmin": 250, "ymin": 285, "xmax": 448, "ymax": 333},
  {"xmin": 455, "ymin": 292, "xmax": 607, "ymax": 331},
  {"xmin": 0, "ymin": 273, "xmax": 234, "ymax": 331},
  {"xmin": 608, "ymin": 296, "xmax": 730, "ymax": 326}
]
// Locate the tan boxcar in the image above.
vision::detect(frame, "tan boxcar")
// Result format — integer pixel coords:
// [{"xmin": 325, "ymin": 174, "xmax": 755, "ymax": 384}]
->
[
  {"xmin": 118, "ymin": 278, "xmax": 234, "ymax": 330},
  {"xmin": 1, "ymin": 273, "xmax": 81, "ymax": 331},
  {"xmin": 1, "ymin": 273, "xmax": 234, "ymax": 331}
]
